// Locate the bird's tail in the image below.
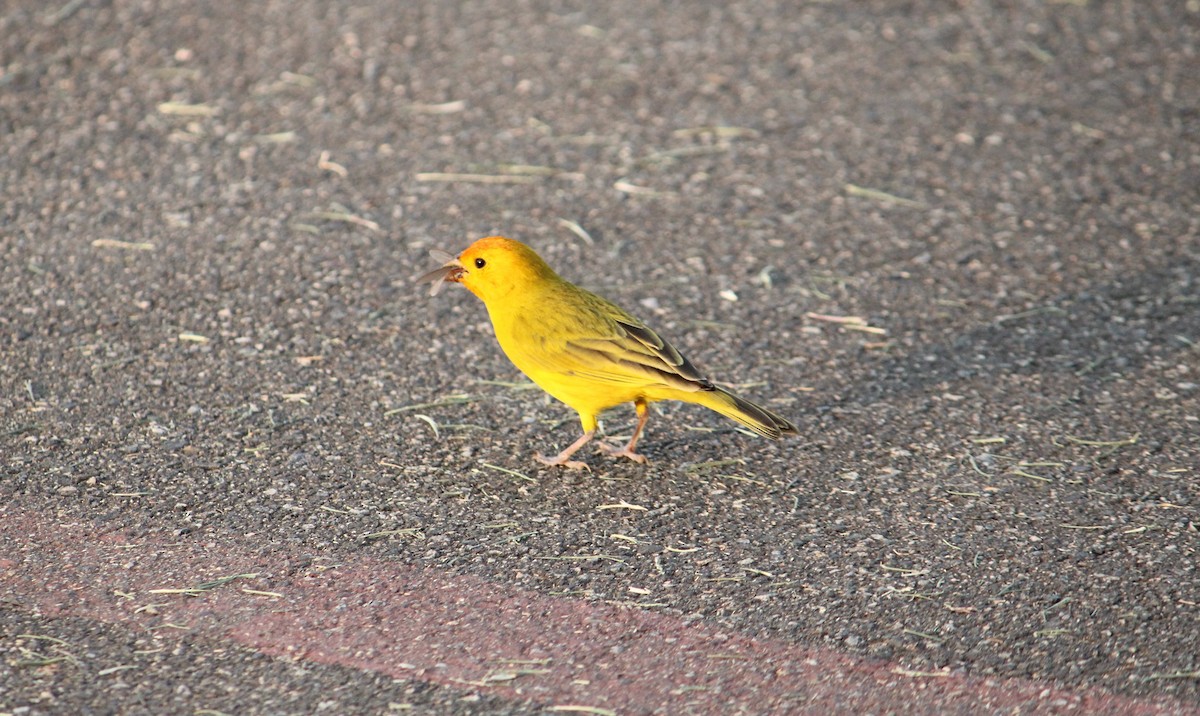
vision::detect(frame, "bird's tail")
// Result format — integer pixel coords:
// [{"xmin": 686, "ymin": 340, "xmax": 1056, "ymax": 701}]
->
[{"xmin": 694, "ymin": 387, "xmax": 798, "ymax": 439}]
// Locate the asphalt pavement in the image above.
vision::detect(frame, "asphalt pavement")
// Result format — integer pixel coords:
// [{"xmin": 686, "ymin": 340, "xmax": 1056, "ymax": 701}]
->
[{"xmin": 2, "ymin": 1, "xmax": 1198, "ymax": 714}]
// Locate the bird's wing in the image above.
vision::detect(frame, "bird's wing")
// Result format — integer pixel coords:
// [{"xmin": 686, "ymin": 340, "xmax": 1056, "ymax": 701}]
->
[
  {"xmin": 504, "ymin": 284, "xmax": 714, "ymax": 393},
  {"xmin": 559, "ymin": 310, "xmax": 715, "ymax": 393}
]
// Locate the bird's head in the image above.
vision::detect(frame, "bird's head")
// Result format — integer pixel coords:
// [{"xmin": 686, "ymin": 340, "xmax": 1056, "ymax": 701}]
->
[{"xmin": 418, "ymin": 236, "xmax": 557, "ymax": 304}]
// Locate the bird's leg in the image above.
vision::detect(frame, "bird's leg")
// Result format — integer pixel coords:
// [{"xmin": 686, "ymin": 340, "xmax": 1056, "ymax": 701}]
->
[
  {"xmin": 535, "ymin": 429, "xmax": 595, "ymax": 470},
  {"xmin": 598, "ymin": 399, "xmax": 650, "ymax": 464}
]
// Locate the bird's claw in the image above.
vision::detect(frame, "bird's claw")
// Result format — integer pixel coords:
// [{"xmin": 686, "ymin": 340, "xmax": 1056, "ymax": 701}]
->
[
  {"xmin": 596, "ymin": 442, "xmax": 648, "ymax": 464},
  {"xmin": 535, "ymin": 453, "xmax": 591, "ymax": 471}
]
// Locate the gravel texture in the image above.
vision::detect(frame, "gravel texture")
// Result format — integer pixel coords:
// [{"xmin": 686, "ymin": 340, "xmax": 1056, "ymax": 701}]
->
[{"xmin": 2, "ymin": 1, "xmax": 1198, "ymax": 713}]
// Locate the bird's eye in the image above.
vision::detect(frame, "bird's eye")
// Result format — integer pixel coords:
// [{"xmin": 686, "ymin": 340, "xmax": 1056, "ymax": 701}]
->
[{"xmin": 474, "ymin": 258, "xmax": 486, "ymax": 269}]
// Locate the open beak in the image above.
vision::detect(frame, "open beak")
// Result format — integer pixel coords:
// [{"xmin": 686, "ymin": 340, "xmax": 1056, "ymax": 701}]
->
[{"xmin": 415, "ymin": 249, "xmax": 465, "ymax": 296}]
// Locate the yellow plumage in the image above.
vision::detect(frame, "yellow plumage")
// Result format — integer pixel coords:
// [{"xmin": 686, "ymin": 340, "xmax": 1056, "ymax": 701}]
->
[{"xmin": 418, "ymin": 236, "xmax": 797, "ymax": 469}]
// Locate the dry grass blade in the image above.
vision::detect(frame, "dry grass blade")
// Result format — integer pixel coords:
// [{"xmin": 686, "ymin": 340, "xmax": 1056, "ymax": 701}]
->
[
  {"xmin": 613, "ymin": 179, "xmax": 674, "ymax": 197},
  {"xmin": 481, "ymin": 462, "xmax": 537, "ymax": 483},
  {"xmin": 301, "ymin": 210, "xmax": 380, "ymax": 232},
  {"xmin": 557, "ymin": 218, "xmax": 595, "ymax": 245},
  {"xmin": 843, "ymin": 323, "xmax": 887, "ymax": 335},
  {"xmin": 152, "ymin": 618, "xmax": 192, "ymax": 633},
  {"xmin": 497, "ymin": 164, "xmax": 558, "ymax": 175},
  {"xmin": 157, "ymin": 101, "xmax": 219, "ymax": 117},
  {"xmin": 254, "ymin": 131, "xmax": 297, "ymax": 144},
  {"xmin": 1072, "ymin": 122, "xmax": 1106, "ymax": 139},
  {"xmin": 490, "ymin": 667, "xmax": 552, "ymax": 682},
  {"xmin": 492, "ymin": 658, "xmax": 553, "ymax": 666},
  {"xmin": 1019, "ymin": 40, "xmax": 1054, "ymax": 64},
  {"xmin": 92, "ymin": 238, "xmax": 155, "ymax": 251},
  {"xmin": 970, "ymin": 436, "xmax": 1007, "ymax": 445},
  {"xmin": 1043, "ymin": 595, "xmax": 1071, "ymax": 612},
  {"xmin": 805, "ymin": 312, "xmax": 887, "ymax": 337},
  {"xmin": 1058, "ymin": 434, "xmax": 1139, "ymax": 448},
  {"xmin": 1009, "ymin": 468, "xmax": 1051, "ymax": 482},
  {"xmin": 805, "ymin": 312, "xmax": 863, "ymax": 324},
  {"xmin": 546, "ymin": 706, "xmax": 618, "ymax": 716},
  {"xmin": 409, "ymin": 100, "xmax": 466, "ymax": 114},
  {"xmin": 892, "ymin": 667, "xmax": 950, "ymax": 678},
  {"xmin": 885, "ymin": 587, "xmax": 941, "ymax": 601},
  {"xmin": 1143, "ymin": 670, "xmax": 1200, "ymax": 681},
  {"xmin": 278, "ymin": 71, "xmax": 316, "ymax": 87},
  {"xmin": 742, "ymin": 567, "xmax": 776, "ymax": 578},
  {"xmin": 190, "ymin": 573, "xmax": 259, "ymax": 590},
  {"xmin": 673, "ymin": 125, "xmax": 760, "ymax": 139},
  {"xmin": 415, "ymin": 172, "xmax": 540, "ymax": 184},
  {"xmin": 317, "ymin": 150, "xmax": 348, "ymax": 177},
  {"xmin": 149, "ymin": 68, "xmax": 201, "ymax": 81},
  {"xmin": 881, "ymin": 565, "xmax": 928, "ymax": 576},
  {"xmin": 1035, "ymin": 628, "xmax": 1072, "ymax": 638},
  {"xmin": 15, "ymin": 651, "xmax": 75, "ymax": 668},
  {"xmin": 413, "ymin": 413, "xmax": 439, "ymax": 438},
  {"xmin": 384, "ymin": 394, "xmax": 473, "ymax": 415},
  {"xmin": 724, "ymin": 474, "xmax": 768, "ymax": 486},
  {"xmin": 17, "ymin": 634, "xmax": 70, "ymax": 646},
  {"xmin": 241, "ymin": 588, "xmax": 284, "ymax": 598},
  {"xmin": 638, "ymin": 144, "xmax": 731, "ymax": 164},
  {"xmin": 474, "ymin": 379, "xmax": 540, "ymax": 390},
  {"xmin": 844, "ymin": 183, "xmax": 927, "ymax": 208},
  {"xmin": 992, "ymin": 305, "xmax": 1068, "ymax": 323},
  {"xmin": 363, "ymin": 528, "xmax": 423, "ymax": 541},
  {"xmin": 596, "ymin": 500, "xmax": 648, "ymax": 512},
  {"xmin": 147, "ymin": 573, "xmax": 259, "ymax": 597},
  {"xmin": 575, "ymin": 24, "xmax": 605, "ymax": 38}
]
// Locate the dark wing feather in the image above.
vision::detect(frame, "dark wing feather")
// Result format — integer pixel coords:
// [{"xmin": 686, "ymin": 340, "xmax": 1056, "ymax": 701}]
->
[
  {"xmin": 617, "ymin": 318, "xmax": 713, "ymax": 388},
  {"xmin": 504, "ymin": 282, "xmax": 715, "ymax": 393},
  {"xmin": 560, "ymin": 313, "xmax": 715, "ymax": 393}
]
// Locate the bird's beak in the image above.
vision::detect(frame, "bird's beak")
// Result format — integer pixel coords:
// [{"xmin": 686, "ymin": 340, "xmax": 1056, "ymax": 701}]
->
[{"xmin": 415, "ymin": 249, "xmax": 466, "ymax": 296}]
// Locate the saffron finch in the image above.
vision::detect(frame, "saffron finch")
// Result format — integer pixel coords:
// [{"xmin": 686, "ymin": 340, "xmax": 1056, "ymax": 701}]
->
[{"xmin": 418, "ymin": 236, "xmax": 797, "ymax": 469}]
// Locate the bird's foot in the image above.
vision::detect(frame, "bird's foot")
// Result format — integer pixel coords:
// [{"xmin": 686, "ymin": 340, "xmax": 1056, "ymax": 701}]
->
[
  {"xmin": 597, "ymin": 441, "xmax": 648, "ymax": 464},
  {"xmin": 534, "ymin": 430, "xmax": 596, "ymax": 470},
  {"xmin": 535, "ymin": 452, "xmax": 591, "ymax": 471}
]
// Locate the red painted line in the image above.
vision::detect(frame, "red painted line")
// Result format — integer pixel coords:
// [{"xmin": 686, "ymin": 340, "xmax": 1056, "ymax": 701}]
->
[{"xmin": 2, "ymin": 503, "xmax": 1193, "ymax": 715}]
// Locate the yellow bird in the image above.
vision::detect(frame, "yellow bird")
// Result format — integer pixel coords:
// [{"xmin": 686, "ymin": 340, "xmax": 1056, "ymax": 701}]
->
[{"xmin": 418, "ymin": 236, "xmax": 797, "ymax": 469}]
